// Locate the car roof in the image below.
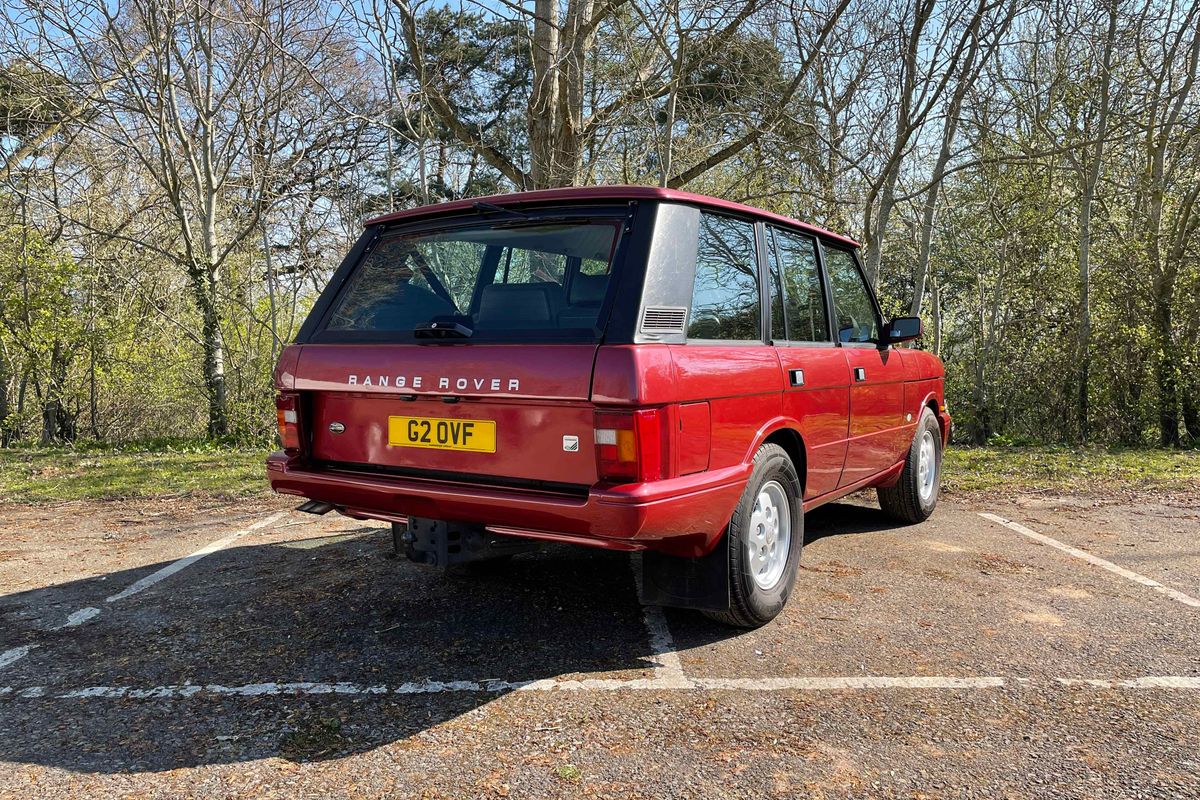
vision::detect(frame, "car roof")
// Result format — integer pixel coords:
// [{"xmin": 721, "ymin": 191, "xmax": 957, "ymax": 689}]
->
[{"xmin": 364, "ymin": 185, "xmax": 861, "ymax": 249}]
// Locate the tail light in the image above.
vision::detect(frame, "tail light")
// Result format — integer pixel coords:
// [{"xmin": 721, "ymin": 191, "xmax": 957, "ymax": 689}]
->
[
  {"xmin": 594, "ymin": 408, "xmax": 670, "ymax": 483},
  {"xmin": 276, "ymin": 392, "xmax": 302, "ymax": 452}
]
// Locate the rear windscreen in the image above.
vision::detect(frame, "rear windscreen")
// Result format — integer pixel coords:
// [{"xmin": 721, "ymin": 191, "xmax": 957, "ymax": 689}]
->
[{"xmin": 320, "ymin": 219, "xmax": 620, "ymax": 342}]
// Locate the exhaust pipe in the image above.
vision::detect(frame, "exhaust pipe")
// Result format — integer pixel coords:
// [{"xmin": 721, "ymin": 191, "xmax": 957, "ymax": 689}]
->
[{"xmin": 295, "ymin": 500, "xmax": 335, "ymax": 515}]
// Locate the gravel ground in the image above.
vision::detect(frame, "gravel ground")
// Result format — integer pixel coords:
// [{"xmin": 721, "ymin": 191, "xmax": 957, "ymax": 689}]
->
[{"xmin": 0, "ymin": 489, "xmax": 1197, "ymax": 798}]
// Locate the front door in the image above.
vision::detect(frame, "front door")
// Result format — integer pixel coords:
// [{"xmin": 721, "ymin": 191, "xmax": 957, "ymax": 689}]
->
[{"xmin": 822, "ymin": 245, "xmax": 907, "ymax": 487}]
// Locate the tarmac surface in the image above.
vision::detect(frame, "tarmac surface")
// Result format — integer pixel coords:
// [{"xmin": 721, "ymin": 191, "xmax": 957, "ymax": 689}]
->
[{"xmin": 0, "ymin": 489, "xmax": 1197, "ymax": 798}]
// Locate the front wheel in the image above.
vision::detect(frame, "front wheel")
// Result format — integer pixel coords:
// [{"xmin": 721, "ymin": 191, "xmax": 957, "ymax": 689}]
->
[
  {"xmin": 877, "ymin": 407, "xmax": 942, "ymax": 523},
  {"xmin": 703, "ymin": 443, "xmax": 804, "ymax": 628}
]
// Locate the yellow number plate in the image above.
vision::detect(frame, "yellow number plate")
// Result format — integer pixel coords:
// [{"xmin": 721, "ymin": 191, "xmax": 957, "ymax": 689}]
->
[{"xmin": 387, "ymin": 416, "xmax": 496, "ymax": 453}]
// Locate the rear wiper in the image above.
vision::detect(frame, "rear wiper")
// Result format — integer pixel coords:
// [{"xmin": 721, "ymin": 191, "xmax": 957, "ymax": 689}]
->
[
  {"xmin": 414, "ymin": 318, "xmax": 473, "ymax": 340},
  {"xmin": 491, "ymin": 215, "xmax": 593, "ymax": 229},
  {"xmin": 473, "ymin": 200, "xmax": 529, "ymax": 220}
]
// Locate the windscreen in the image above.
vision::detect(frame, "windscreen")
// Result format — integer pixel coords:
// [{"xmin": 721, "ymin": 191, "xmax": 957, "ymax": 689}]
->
[{"xmin": 321, "ymin": 218, "xmax": 621, "ymax": 342}]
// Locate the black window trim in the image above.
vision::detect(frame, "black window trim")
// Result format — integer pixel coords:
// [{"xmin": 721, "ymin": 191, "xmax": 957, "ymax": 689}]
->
[{"xmin": 764, "ymin": 224, "xmax": 835, "ymax": 347}]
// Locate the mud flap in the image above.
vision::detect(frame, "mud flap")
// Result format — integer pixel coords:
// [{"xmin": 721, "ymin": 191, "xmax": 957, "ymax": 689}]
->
[{"xmin": 639, "ymin": 535, "xmax": 730, "ymax": 612}]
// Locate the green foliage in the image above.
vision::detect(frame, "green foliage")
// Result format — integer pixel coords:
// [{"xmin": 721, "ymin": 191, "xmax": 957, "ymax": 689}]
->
[
  {"xmin": 943, "ymin": 446, "xmax": 1200, "ymax": 495},
  {"xmin": 3, "ymin": 441, "xmax": 1193, "ymax": 505},
  {"xmin": 0, "ymin": 441, "xmax": 269, "ymax": 503}
]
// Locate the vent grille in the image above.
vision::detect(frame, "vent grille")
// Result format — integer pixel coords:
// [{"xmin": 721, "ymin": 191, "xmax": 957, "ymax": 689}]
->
[{"xmin": 640, "ymin": 306, "xmax": 687, "ymax": 335}]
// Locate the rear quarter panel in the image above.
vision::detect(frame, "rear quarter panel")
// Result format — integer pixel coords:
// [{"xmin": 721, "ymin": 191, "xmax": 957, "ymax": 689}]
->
[{"xmin": 592, "ymin": 343, "xmax": 782, "ymax": 473}]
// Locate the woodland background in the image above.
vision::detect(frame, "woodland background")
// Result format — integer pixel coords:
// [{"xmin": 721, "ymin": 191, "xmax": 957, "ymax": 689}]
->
[{"xmin": 0, "ymin": 0, "xmax": 1197, "ymax": 450}]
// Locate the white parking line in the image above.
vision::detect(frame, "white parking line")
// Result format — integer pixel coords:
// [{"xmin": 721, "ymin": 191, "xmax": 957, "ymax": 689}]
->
[
  {"xmin": 630, "ymin": 556, "xmax": 691, "ymax": 688},
  {"xmin": 105, "ymin": 511, "xmax": 289, "ymax": 603},
  {"xmin": 979, "ymin": 512, "xmax": 1200, "ymax": 608},
  {"xmin": 1057, "ymin": 676, "xmax": 1200, "ymax": 689},
  {"xmin": 0, "ymin": 645, "xmax": 36, "ymax": 671},
  {"xmin": 52, "ymin": 607, "xmax": 100, "ymax": 630},
  {"xmin": 4, "ymin": 674, "xmax": 1200, "ymax": 699},
  {"xmin": 640, "ymin": 605, "xmax": 690, "ymax": 687},
  {"xmin": 692, "ymin": 676, "xmax": 1007, "ymax": 690},
  {"xmin": 36, "ymin": 511, "xmax": 290, "ymax": 636}
]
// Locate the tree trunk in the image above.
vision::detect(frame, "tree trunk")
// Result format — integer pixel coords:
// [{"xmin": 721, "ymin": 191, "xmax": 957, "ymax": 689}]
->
[
  {"xmin": 1075, "ymin": 3, "xmax": 1117, "ymax": 444},
  {"xmin": 190, "ymin": 263, "xmax": 228, "ymax": 438},
  {"xmin": 264, "ymin": 221, "xmax": 280, "ymax": 368},
  {"xmin": 659, "ymin": 0, "xmax": 683, "ymax": 188},
  {"xmin": 1077, "ymin": 175, "xmax": 1096, "ymax": 443},
  {"xmin": 863, "ymin": 165, "xmax": 899, "ymax": 285},
  {"xmin": 89, "ymin": 335, "xmax": 99, "ymax": 439},
  {"xmin": 909, "ymin": 121, "xmax": 956, "ymax": 316},
  {"xmin": 1183, "ymin": 375, "xmax": 1200, "ymax": 444},
  {"xmin": 528, "ymin": 0, "xmax": 561, "ymax": 188},
  {"xmin": 1153, "ymin": 293, "xmax": 1180, "ymax": 447},
  {"xmin": 40, "ymin": 340, "xmax": 74, "ymax": 445},
  {"xmin": 971, "ymin": 353, "xmax": 989, "ymax": 445},
  {"xmin": 0, "ymin": 351, "xmax": 10, "ymax": 447},
  {"xmin": 930, "ymin": 277, "xmax": 943, "ymax": 357},
  {"xmin": 198, "ymin": 50, "xmax": 229, "ymax": 439},
  {"xmin": 554, "ymin": 0, "xmax": 595, "ymax": 186}
]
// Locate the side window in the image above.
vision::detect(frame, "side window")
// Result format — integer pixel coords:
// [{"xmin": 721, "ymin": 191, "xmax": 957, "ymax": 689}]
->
[
  {"xmin": 687, "ymin": 213, "xmax": 761, "ymax": 340},
  {"xmin": 824, "ymin": 246, "xmax": 880, "ymax": 344},
  {"xmin": 768, "ymin": 227, "xmax": 829, "ymax": 342}
]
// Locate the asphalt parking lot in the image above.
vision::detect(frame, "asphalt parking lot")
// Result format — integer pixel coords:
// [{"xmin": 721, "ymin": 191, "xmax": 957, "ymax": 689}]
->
[{"xmin": 1, "ymin": 490, "xmax": 1198, "ymax": 799}]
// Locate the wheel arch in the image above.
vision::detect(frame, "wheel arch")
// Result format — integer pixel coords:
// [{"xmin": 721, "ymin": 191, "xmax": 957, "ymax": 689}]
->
[
  {"xmin": 752, "ymin": 422, "xmax": 808, "ymax": 495},
  {"xmin": 914, "ymin": 389, "xmax": 944, "ymax": 441}
]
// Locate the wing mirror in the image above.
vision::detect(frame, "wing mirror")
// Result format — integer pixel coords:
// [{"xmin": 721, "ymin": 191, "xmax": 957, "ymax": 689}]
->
[{"xmin": 884, "ymin": 316, "xmax": 922, "ymax": 344}]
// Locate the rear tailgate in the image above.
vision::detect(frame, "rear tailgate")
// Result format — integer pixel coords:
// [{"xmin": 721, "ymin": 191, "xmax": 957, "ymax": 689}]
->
[{"xmin": 296, "ymin": 344, "xmax": 599, "ymax": 487}]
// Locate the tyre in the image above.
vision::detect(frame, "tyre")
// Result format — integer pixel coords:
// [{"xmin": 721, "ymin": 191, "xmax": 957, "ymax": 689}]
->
[
  {"xmin": 877, "ymin": 407, "xmax": 942, "ymax": 523},
  {"xmin": 703, "ymin": 443, "xmax": 804, "ymax": 628}
]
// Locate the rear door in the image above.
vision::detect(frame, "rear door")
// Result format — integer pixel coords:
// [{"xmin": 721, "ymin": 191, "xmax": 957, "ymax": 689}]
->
[
  {"xmin": 669, "ymin": 211, "xmax": 781, "ymax": 473},
  {"xmin": 822, "ymin": 244, "xmax": 908, "ymax": 487},
  {"xmin": 764, "ymin": 225, "xmax": 849, "ymax": 499},
  {"xmin": 294, "ymin": 209, "xmax": 627, "ymax": 489}
]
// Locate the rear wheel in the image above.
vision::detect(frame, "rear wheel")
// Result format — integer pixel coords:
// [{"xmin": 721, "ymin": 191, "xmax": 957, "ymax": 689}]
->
[
  {"xmin": 704, "ymin": 443, "xmax": 803, "ymax": 628},
  {"xmin": 877, "ymin": 407, "xmax": 942, "ymax": 523}
]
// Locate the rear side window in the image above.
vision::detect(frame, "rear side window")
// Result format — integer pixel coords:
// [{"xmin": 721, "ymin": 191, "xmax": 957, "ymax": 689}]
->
[
  {"xmin": 824, "ymin": 246, "xmax": 880, "ymax": 344},
  {"xmin": 768, "ymin": 227, "xmax": 829, "ymax": 342},
  {"xmin": 320, "ymin": 219, "xmax": 620, "ymax": 341},
  {"xmin": 687, "ymin": 213, "xmax": 761, "ymax": 341}
]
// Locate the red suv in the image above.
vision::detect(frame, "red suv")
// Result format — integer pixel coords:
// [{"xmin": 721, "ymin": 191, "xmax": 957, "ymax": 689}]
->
[{"xmin": 268, "ymin": 186, "xmax": 950, "ymax": 627}]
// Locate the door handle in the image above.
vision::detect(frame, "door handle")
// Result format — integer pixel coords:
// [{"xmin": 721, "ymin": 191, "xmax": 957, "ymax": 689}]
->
[
  {"xmin": 789, "ymin": 369, "xmax": 804, "ymax": 387},
  {"xmin": 854, "ymin": 367, "xmax": 867, "ymax": 382}
]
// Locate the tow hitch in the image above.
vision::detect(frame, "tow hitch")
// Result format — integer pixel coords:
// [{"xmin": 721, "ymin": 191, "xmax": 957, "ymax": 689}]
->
[{"xmin": 397, "ymin": 517, "xmax": 539, "ymax": 567}]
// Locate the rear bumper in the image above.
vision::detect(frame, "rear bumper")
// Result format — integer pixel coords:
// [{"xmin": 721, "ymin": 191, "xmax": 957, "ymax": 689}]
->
[{"xmin": 267, "ymin": 453, "xmax": 747, "ymax": 557}]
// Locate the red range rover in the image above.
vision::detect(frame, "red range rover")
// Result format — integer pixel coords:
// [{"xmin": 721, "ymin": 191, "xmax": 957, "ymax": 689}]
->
[{"xmin": 268, "ymin": 186, "xmax": 950, "ymax": 627}]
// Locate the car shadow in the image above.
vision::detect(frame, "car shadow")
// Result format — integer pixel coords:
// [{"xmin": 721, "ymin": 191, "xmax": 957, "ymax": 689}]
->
[
  {"xmin": 0, "ymin": 528, "xmax": 734, "ymax": 774},
  {"xmin": 803, "ymin": 499, "xmax": 915, "ymax": 543},
  {"xmin": 0, "ymin": 500, "xmax": 903, "ymax": 775}
]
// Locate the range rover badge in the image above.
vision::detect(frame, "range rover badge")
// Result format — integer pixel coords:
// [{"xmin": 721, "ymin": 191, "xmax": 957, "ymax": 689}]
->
[{"xmin": 329, "ymin": 422, "xmax": 346, "ymax": 434}]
